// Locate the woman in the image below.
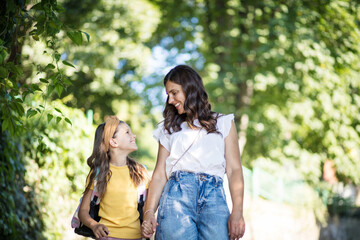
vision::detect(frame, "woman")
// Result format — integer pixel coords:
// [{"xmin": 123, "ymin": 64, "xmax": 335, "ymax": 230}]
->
[{"xmin": 141, "ymin": 65, "xmax": 245, "ymax": 240}]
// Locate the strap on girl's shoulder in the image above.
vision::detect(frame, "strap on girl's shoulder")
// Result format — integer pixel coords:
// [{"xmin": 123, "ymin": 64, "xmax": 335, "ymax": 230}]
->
[{"xmin": 92, "ymin": 167, "xmax": 101, "ymax": 204}]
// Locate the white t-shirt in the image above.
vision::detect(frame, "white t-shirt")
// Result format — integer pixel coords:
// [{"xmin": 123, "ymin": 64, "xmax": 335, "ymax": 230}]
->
[{"xmin": 153, "ymin": 114, "xmax": 234, "ymax": 179}]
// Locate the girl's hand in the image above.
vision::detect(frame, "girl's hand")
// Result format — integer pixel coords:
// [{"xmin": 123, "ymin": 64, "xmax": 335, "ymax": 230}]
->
[
  {"xmin": 228, "ymin": 210, "xmax": 245, "ymax": 240},
  {"xmin": 141, "ymin": 210, "xmax": 158, "ymax": 238},
  {"xmin": 91, "ymin": 223, "xmax": 110, "ymax": 238}
]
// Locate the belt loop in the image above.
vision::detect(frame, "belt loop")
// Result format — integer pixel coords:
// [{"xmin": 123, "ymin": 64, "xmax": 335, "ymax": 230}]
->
[
  {"xmin": 215, "ymin": 175, "xmax": 221, "ymax": 187},
  {"xmin": 175, "ymin": 170, "xmax": 180, "ymax": 181}
]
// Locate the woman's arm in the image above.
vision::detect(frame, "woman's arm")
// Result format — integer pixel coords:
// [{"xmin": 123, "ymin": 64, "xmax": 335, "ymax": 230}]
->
[
  {"xmin": 78, "ymin": 189, "xmax": 109, "ymax": 238},
  {"xmin": 225, "ymin": 121, "xmax": 246, "ymax": 240},
  {"xmin": 141, "ymin": 143, "xmax": 169, "ymax": 238}
]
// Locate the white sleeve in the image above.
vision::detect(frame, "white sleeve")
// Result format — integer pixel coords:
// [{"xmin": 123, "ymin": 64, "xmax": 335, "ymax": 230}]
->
[
  {"xmin": 152, "ymin": 122, "xmax": 171, "ymax": 151},
  {"xmin": 217, "ymin": 114, "xmax": 235, "ymax": 138}
]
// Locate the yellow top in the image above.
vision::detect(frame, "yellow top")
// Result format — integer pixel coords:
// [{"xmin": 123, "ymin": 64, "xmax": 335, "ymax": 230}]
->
[{"xmin": 90, "ymin": 164, "xmax": 142, "ymax": 239}]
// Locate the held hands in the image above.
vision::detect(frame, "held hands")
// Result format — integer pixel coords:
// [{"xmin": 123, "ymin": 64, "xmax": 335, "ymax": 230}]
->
[
  {"xmin": 91, "ymin": 223, "xmax": 110, "ymax": 238},
  {"xmin": 141, "ymin": 209, "xmax": 158, "ymax": 238},
  {"xmin": 228, "ymin": 210, "xmax": 245, "ymax": 240}
]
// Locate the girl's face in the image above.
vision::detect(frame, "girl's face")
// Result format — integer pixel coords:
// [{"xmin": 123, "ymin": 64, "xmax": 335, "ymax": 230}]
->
[
  {"xmin": 113, "ymin": 123, "xmax": 137, "ymax": 152},
  {"xmin": 165, "ymin": 80, "xmax": 186, "ymax": 114}
]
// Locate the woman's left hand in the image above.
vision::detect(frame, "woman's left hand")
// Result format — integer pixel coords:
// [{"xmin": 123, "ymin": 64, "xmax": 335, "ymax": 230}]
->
[{"xmin": 228, "ymin": 210, "xmax": 245, "ymax": 240}]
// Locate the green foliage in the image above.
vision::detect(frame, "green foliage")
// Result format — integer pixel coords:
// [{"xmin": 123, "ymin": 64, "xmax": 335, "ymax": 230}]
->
[
  {"xmin": 1, "ymin": 1, "xmax": 160, "ymax": 238},
  {"xmin": 22, "ymin": 99, "xmax": 94, "ymax": 239},
  {"xmin": 0, "ymin": 0, "xmax": 83, "ymax": 136},
  {"xmin": 0, "ymin": 127, "xmax": 45, "ymax": 240},
  {"xmin": 0, "ymin": 0, "xmax": 89, "ymax": 239},
  {"xmin": 1, "ymin": 0, "xmax": 360, "ymax": 238},
  {"xmin": 150, "ymin": 0, "xmax": 360, "ymax": 181},
  {"xmin": 149, "ymin": 0, "xmax": 360, "ymax": 220},
  {"xmin": 56, "ymin": 0, "xmax": 161, "ymax": 123}
]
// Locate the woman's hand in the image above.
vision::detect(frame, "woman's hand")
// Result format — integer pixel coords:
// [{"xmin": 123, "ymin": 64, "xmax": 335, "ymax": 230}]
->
[
  {"xmin": 228, "ymin": 210, "xmax": 245, "ymax": 240},
  {"xmin": 91, "ymin": 223, "xmax": 110, "ymax": 238},
  {"xmin": 141, "ymin": 210, "xmax": 158, "ymax": 238}
]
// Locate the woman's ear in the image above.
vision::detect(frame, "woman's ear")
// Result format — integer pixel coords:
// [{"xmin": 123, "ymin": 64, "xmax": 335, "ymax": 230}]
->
[{"xmin": 109, "ymin": 138, "xmax": 117, "ymax": 148}]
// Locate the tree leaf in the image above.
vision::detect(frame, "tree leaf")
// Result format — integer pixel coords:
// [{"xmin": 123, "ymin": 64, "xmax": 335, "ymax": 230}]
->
[
  {"xmin": 47, "ymin": 114, "xmax": 53, "ymax": 123},
  {"xmin": 12, "ymin": 101, "xmax": 25, "ymax": 115},
  {"xmin": 39, "ymin": 78, "xmax": 49, "ymax": 83},
  {"xmin": 32, "ymin": 35, "xmax": 40, "ymax": 41},
  {"xmin": 61, "ymin": 76, "xmax": 72, "ymax": 86},
  {"xmin": 62, "ymin": 60, "xmax": 75, "ymax": 68},
  {"xmin": 31, "ymin": 3, "xmax": 42, "ymax": 10},
  {"xmin": 56, "ymin": 116, "xmax": 62, "ymax": 124},
  {"xmin": 55, "ymin": 84, "xmax": 63, "ymax": 97},
  {"xmin": 65, "ymin": 117, "xmax": 72, "ymax": 126},
  {"xmin": 44, "ymin": 63, "xmax": 56, "ymax": 71},
  {"xmin": 31, "ymin": 84, "xmax": 42, "ymax": 92},
  {"xmin": 55, "ymin": 53, "xmax": 61, "ymax": 62},
  {"xmin": 2, "ymin": 117, "xmax": 9, "ymax": 132},
  {"xmin": 0, "ymin": 66, "xmax": 8, "ymax": 78},
  {"xmin": 82, "ymin": 31, "xmax": 90, "ymax": 42},
  {"xmin": 26, "ymin": 109, "xmax": 38, "ymax": 118},
  {"xmin": 47, "ymin": 85, "xmax": 54, "ymax": 95},
  {"xmin": 67, "ymin": 30, "xmax": 83, "ymax": 46},
  {"xmin": 54, "ymin": 108, "xmax": 62, "ymax": 114}
]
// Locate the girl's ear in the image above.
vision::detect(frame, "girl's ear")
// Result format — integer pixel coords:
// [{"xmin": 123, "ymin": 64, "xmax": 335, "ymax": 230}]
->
[{"xmin": 109, "ymin": 138, "xmax": 117, "ymax": 148}]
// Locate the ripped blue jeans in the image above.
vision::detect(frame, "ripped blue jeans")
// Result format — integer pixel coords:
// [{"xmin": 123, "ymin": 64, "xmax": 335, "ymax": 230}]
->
[{"xmin": 155, "ymin": 171, "xmax": 230, "ymax": 240}]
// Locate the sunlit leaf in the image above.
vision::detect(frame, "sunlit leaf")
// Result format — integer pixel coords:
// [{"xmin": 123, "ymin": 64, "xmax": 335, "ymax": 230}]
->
[
  {"xmin": 67, "ymin": 30, "xmax": 83, "ymax": 46},
  {"xmin": 54, "ymin": 108, "xmax": 62, "ymax": 114},
  {"xmin": 65, "ymin": 117, "xmax": 72, "ymax": 126},
  {"xmin": 62, "ymin": 60, "xmax": 75, "ymax": 68},
  {"xmin": 56, "ymin": 116, "xmax": 62, "ymax": 124},
  {"xmin": 47, "ymin": 114, "xmax": 53, "ymax": 123}
]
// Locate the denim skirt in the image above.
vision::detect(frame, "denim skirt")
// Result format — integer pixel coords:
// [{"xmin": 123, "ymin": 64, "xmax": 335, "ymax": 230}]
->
[{"xmin": 155, "ymin": 171, "xmax": 230, "ymax": 240}]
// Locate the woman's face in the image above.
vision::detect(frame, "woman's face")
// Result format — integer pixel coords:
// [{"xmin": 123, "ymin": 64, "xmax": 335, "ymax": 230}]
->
[{"xmin": 165, "ymin": 80, "xmax": 186, "ymax": 114}]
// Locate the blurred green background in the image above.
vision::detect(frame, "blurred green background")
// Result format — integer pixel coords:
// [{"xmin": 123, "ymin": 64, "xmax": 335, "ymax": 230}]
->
[{"xmin": 1, "ymin": 0, "xmax": 360, "ymax": 239}]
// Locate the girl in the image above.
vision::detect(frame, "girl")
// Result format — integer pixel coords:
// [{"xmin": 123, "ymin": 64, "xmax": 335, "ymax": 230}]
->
[
  {"xmin": 141, "ymin": 65, "xmax": 245, "ymax": 240},
  {"xmin": 79, "ymin": 116, "xmax": 149, "ymax": 240}
]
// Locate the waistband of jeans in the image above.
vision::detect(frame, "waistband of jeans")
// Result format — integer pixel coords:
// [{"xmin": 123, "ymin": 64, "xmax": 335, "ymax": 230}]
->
[{"xmin": 170, "ymin": 170, "xmax": 223, "ymax": 185}]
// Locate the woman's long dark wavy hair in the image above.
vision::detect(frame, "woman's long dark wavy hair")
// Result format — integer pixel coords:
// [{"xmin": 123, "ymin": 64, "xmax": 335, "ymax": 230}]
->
[
  {"xmin": 84, "ymin": 116, "xmax": 148, "ymax": 198},
  {"xmin": 163, "ymin": 65, "xmax": 219, "ymax": 134}
]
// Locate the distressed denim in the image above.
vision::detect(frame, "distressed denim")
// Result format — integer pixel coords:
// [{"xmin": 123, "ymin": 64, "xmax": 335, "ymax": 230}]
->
[{"xmin": 155, "ymin": 171, "xmax": 230, "ymax": 240}]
